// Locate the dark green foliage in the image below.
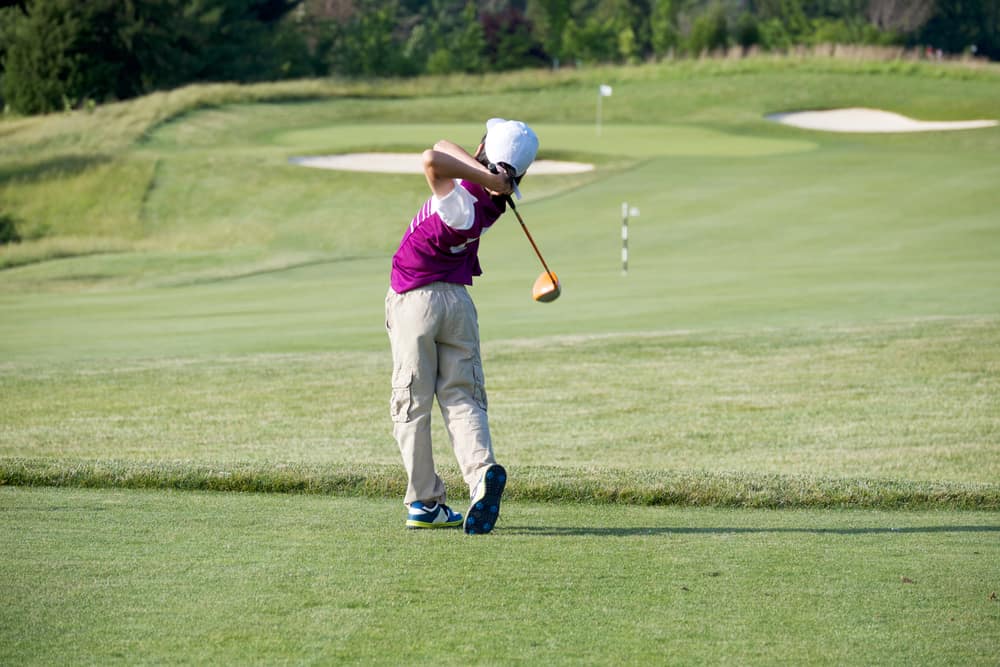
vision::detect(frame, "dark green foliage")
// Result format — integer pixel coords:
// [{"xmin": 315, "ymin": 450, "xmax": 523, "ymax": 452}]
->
[
  {"xmin": 2, "ymin": 0, "xmax": 139, "ymax": 114},
  {"xmin": 754, "ymin": 0, "xmax": 811, "ymax": 41},
  {"xmin": 528, "ymin": 0, "xmax": 572, "ymax": 62},
  {"xmin": 918, "ymin": 0, "xmax": 1000, "ymax": 60},
  {"xmin": 562, "ymin": 15, "xmax": 619, "ymax": 63},
  {"xmin": 650, "ymin": 0, "xmax": 679, "ymax": 55},
  {"xmin": 0, "ymin": 212, "xmax": 21, "ymax": 244},
  {"xmin": 125, "ymin": 0, "xmax": 310, "ymax": 86},
  {"xmin": 2, "ymin": 0, "xmax": 309, "ymax": 114},
  {"xmin": 1, "ymin": 0, "xmax": 998, "ymax": 116},
  {"xmin": 322, "ymin": 0, "xmax": 407, "ymax": 77},
  {"xmin": 687, "ymin": 4, "xmax": 729, "ymax": 53},
  {"xmin": 735, "ymin": 11, "xmax": 761, "ymax": 49},
  {"xmin": 482, "ymin": 7, "xmax": 547, "ymax": 71}
]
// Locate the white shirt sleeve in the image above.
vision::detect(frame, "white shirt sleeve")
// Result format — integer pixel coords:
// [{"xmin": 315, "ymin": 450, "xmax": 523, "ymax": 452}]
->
[{"xmin": 432, "ymin": 181, "xmax": 476, "ymax": 231}]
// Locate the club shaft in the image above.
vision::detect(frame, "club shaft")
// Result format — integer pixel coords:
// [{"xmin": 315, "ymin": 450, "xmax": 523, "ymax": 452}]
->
[{"xmin": 507, "ymin": 198, "xmax": 557, "ymax": 284}]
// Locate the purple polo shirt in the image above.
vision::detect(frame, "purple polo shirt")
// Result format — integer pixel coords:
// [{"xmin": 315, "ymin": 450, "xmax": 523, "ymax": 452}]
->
[{"xmin": 390, "ymin": 180, "xmax": 505, "ymax": 293}]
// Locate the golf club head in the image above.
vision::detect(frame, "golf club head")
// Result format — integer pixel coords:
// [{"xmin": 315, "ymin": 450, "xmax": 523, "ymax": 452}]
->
[{"xmin": 532, "ymin": 271, "xmax": 560, "ymax": 302}]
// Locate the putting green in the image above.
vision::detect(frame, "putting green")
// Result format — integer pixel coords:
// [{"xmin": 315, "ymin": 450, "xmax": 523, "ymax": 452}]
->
[{"xmin": 273, "ymin": 123, "xmax": 817, "ymax": 159}]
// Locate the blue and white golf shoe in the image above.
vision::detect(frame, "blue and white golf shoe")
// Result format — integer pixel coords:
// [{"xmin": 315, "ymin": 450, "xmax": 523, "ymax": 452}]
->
[
  {"xmin": 406, "ymin": 501, "xmax": 463, "ymax": 529},
  {"xmin": 465, "ymin": 463, "xmax": 507, "ymax": 535}
]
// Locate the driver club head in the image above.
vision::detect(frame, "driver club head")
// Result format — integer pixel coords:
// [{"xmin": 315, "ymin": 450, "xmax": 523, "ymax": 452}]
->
[{"xmin": 532, "ymin": 271, "xmax": 560, "ymax": 302}]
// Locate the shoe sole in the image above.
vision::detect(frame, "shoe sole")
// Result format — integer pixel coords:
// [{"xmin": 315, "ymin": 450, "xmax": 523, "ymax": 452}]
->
[
  {"xmin": 405, "ymin": 519, "xmax": 463, "ymax": 529},
  {"xmin": 465, "ymin": 464, "xmax": 506, "ymax": 535}
]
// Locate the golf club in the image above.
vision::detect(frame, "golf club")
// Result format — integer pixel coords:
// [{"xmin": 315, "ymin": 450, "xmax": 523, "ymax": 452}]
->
[{"xmin": 506, "ymin": 196, "xmax": 560, "ymax": 302}]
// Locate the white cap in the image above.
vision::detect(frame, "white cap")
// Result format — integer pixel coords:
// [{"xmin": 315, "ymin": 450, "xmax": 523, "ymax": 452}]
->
[{"xmin": 484, "ymin": 118, "xmax": 538, "ymax": 199}]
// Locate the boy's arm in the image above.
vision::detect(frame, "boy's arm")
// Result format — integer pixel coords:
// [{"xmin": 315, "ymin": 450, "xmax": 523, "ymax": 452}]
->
[
  {"xmin": 422, "ymin": 140, "xmax": 512, "ymax": 199},
  {"xmin": 432, "ymin": 139, "xmax": 484, "ymax": 171}
]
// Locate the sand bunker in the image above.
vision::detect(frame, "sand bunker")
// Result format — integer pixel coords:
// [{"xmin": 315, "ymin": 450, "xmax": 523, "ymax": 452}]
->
[
  {"xmin": 767, "ymin": 108, "xmax": 998, "ymax": 133},
  {"xmin": 290, "ymin": 153, "xmax": 594, "ymax": 174}
]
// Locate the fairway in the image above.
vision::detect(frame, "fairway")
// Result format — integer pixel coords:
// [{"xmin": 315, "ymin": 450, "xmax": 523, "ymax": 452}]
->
[
  {"xmin": 2, "ymin": 61, "xmax": 999, "ymax": 663},
  {"xmin": 3, "ymin": 487, "xmax": 999, "ymax": 665}
]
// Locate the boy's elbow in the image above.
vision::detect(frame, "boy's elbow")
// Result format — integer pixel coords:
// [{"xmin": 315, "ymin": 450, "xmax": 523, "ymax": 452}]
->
[{"xmin": 422, "ymin": 148, "xmax": 438, "ymax": 174}]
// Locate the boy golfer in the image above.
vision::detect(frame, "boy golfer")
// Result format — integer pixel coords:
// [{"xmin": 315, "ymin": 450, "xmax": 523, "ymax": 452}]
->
[{"xmin": 386, "ymin": 118, "xmax": 538, "ymax": 534}]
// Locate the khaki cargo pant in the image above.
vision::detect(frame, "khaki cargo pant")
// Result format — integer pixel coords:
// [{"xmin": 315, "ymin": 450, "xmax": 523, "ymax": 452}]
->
[{"xmin": 385, "ymin": 282, "xmax": 496, "ymax": 506}]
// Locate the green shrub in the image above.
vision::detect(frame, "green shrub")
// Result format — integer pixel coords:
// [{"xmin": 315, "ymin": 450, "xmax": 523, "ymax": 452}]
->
[
  {"xmin": 735, "ymin": 12, "xmax": 761, "ymax": 50},
  {"xmin": 0, "ymin": 212, "xmax": 21, "ymax": 244},
  {"xmin": 687, "ymin": 6, "xmax": 729, "ymax": 54},
  {"xmin": 650, "ymin": 0, "xmax": 680, "ymax": 57}
]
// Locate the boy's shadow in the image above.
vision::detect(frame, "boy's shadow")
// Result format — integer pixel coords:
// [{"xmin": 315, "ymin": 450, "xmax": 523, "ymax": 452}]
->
[{"xmin": 502, "ymin": 525, "xmax": 1000, "ymax": 537}]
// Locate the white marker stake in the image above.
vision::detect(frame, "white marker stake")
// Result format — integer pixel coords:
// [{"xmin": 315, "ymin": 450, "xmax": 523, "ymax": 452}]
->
[
  {"xmin": 621, "ymin": 202, "xmax": 629, "ymax": 274},
  {"xmin": 621, "ymin": 202, "xmax": 639, "ymax": 275}
]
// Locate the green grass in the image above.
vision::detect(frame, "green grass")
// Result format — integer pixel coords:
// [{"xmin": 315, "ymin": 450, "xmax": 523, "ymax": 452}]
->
[
  {"xmin": 3, "ymin": 459, "xmax": 999, "ymax": 510},
  {"xmin": 2, "ymin": 318, "xmax": 998, "ymax": 486},
  {"xmin": 2, "ymin": 57, "xmax": 999, "ymax": 270},
  {"xmin": 2, "ymin": 59, "xmax": 1000, "ymax": 664},
  {"xmin": 2, "ymin": 487, "xmax": 998, "ymax": 665}
]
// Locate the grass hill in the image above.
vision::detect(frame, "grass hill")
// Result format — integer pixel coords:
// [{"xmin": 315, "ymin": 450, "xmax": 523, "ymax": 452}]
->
[
  {"xmin": 3, "ymin": 57, "xmax": 999, "ymax": 666},
  {"xmin": 2, "ymin": 56, "xmax": 999, "ymax": 493}
]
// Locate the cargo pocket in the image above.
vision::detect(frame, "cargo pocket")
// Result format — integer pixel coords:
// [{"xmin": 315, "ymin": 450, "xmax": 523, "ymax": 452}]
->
[
  {"xmin": 390, "ymin": 366, "xmax": 414, "ymax": 423},
  {"xmin": 472, "ymin": 361, "xmax": 488, "ymax": 412}
]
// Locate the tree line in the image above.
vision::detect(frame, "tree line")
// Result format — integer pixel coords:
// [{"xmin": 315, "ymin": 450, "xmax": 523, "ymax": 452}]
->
[{"xmin": 1, "ymin": 0, "xmax": 998, "ymax": 115}]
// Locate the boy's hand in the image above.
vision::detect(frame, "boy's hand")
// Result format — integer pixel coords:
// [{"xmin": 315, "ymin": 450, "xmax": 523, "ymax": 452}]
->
[{"xmin": 486, "ymin": 163, "xmax": 515, "ymax": 196}]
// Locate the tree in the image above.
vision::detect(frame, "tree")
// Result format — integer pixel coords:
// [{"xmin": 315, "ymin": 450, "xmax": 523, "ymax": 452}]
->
[
  {"xmin": 329, "ymin": 0, "xmax": 405, "ymax": 75},
  {"xmin": 754, "ymin": 0, "xmax": 810, "ymax": 39},
  {"xmin": 527, "ymin": 0, "xmax": 572, "ymax": 64},
  {"xmin": 734, "ymin": 11, "xmax": 761, "ymax": 49},
  {"xmin": 919, "ymin": 0, "xmax": 999, "ymax": 59},
  {"xmin": 562, "ymin": 14, "xmax": 618, "ymax": 63},
  {"xmin": 482, "ymin": 6, "xmax": 547, "ymax": 71},
  {"xmin": 3, "ymin": 0, "xmax": 138, "ymax": 114},
  {"xmin": 687, "ymin": 4, "xmax": 729, "ymax": 54},
  {"xmin": 650, "ymin": 0, "xmax": 679, "ymax": 56},
  {"xmin": 455, "ymin": 1, "xmax": 487, "ymax": 73},
  {"xmin": 800, "ymin": 0, "xmax": 867, "ymax": 19},
  {"xmin": 589, "ymin": 0, "xmax": 652, "ymax": 61},
  {"xmin": 0, "ymin": 0, "xmax": 27, "ymax": 13},
  {"xmin": 396, "ymin": 0, "xmax": 487, "ymax": 75},
  {"xmin": 867, "ymin": 0, "xmax": 934, "ymax": 34},
  {"xmin": 2, "ymin": 0, "xmax": 310, "ymax": 115},
  {"xmin": 161, "ymin": 0, "xmax": 310, "ymax": 84},
  {"xmin": 618, "ymin": 24, "xmax": 639, "ymax": 61}
]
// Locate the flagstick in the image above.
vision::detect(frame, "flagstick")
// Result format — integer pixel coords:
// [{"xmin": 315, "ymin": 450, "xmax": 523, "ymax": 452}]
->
[
  {"xmin": 596, "ymin": 85, "xmax": 612, "ymax": 137},
  {"xmin": 596, "ymin": 91, "xmax": 603, "ymax": 137}
]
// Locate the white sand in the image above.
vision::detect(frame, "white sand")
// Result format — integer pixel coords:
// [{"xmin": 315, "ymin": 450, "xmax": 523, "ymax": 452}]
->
[
  {"xmin": 766, "ymin": 107, "xmax": 998, "ymax": 133},
  {"xmin": 290, "ymin": 153, "xmax": 594, "ymax": 174}
]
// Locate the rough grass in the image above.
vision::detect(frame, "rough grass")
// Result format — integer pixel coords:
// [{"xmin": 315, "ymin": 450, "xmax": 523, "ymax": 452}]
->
[
  {"xmin": 3, "ymin": 459, "xmax": 998, "ymax": 510},
  {"xmin": 2, "ymin": 318, "xmax": 997, "ymax": 488}
]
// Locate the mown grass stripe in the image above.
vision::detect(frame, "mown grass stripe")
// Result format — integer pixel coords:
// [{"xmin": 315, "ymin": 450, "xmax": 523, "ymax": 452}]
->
[{"xmin": 2, "ymin": 458, "xmax": 998, "ymax": 510}]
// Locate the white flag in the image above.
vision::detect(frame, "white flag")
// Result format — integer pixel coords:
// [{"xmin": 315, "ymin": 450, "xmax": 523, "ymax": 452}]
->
[{"xmin": 599, "ymin": 84, "xmax": 613, "ymax": 97}]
